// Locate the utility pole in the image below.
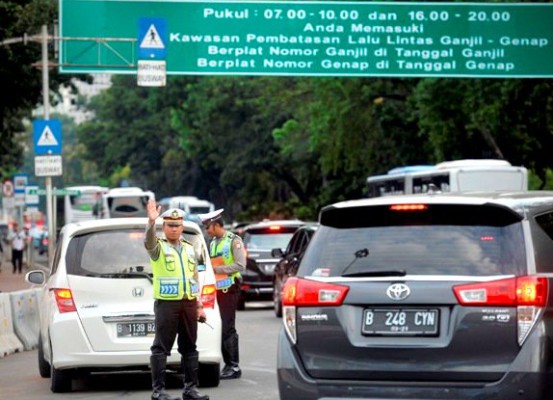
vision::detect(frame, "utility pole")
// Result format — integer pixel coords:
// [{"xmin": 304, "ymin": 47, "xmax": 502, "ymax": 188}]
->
[
  {"xmin": 1, "ymin": 25, "xmax": 57, "ymax": 264},
  {"xmin": 41, "ymin": 24, "xmax": 55, "ymax": 262}
]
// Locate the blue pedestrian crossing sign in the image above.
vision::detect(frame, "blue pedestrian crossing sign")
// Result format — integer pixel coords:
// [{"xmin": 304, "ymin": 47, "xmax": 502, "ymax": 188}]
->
[
  {"xmin": 33, "ymin": 119, "xmax": 62, "ymax": 155},
  {"xmin": 138, "ymin": 17, "xmax": 167, "ymax": 59}
]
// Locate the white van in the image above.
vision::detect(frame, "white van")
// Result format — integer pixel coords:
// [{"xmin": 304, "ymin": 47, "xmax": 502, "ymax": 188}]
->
[
  {"xmin": 159, "ymin": 196, "xmax": 215, "ymax": 215},
  {"xmin": 102, "ymin": 187, "xmax": 155, "ymax": 218}
]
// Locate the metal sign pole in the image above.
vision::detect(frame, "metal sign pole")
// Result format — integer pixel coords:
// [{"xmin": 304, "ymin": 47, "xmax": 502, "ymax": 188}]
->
[{"xmin": 42, "ymin": 24, "xmax": 55, "ymax": 264}]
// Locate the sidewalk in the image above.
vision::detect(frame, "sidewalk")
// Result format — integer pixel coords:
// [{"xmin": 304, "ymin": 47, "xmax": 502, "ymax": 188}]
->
[{"xmin": 0, "ymin": 260, "xmax": 38, "ymax": 293}]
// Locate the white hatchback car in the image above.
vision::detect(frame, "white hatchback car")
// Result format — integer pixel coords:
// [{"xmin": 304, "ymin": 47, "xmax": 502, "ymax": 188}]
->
[{"xmin": 26, "ymin": 218, "xmax": 222, "ymax": 393}]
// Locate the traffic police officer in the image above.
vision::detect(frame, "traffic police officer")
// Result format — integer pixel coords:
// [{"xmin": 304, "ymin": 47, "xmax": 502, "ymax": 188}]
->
[
  {"xmin": 145, "ymin": 199, "xmax": 209, "ymax": 400},
  {"xmin": 200, "ymin": 209, "xmax": 246, "ymax": 379}
]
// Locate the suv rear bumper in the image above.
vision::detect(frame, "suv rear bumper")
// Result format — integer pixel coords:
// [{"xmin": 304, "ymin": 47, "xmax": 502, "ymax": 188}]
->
[{"xmin": 277, "ymin": 329, "xmax": 552, "ymax": 400}]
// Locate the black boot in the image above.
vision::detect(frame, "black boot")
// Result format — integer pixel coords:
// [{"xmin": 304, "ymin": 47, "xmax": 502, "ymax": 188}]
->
[
  {"xmin": 220, "ymin": 335, "xmax": 241, "ymax": 380},
  {"xmin": 182, "ymin": 353, "xmax": 209, "ymax": 400},
  {"xmin": 150, "ymin": 355, "xmax": 179, "ymax": 400}
]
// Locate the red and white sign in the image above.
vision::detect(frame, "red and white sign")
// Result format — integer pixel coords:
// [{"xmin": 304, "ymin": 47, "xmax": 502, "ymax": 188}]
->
[{"xmin": 2, "ymin": 180, "xmax": 14, "ymax": 197}]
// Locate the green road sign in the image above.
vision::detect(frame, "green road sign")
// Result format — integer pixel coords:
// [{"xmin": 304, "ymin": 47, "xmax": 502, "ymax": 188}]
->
[
  {"xmin": 28, "ymin": 188, "xmax": 82, "ymax": 196},
  {"xmin": 59, "ymin": 1, "xmax": 553, "ymax": 78}
]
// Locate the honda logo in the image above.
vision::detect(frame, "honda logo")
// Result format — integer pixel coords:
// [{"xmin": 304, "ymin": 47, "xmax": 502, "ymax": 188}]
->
[
  {"xmin": 386, "ymin": 283, "xmax": 410, "ymax": 301},
  {"xmin": 132, "ymin": 287, "xmax": 144, "ymax": 297}
]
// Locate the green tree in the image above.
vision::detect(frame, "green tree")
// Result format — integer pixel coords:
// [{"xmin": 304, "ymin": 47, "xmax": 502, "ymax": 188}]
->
[{"xmin": 0, "ymin": 0, "xmax": 73, "ymax": 179}]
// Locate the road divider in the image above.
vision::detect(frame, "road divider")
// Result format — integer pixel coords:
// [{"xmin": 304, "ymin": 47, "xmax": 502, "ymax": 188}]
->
[{"xmin": 0, "ymin": 292, "xmax": 25, "ymax": 357}]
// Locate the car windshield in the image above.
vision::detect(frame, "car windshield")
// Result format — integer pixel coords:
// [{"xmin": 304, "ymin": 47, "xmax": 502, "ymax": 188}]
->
[
  {"xmin": 66, "ymin": 229, "xmax": 151, "ymax": 275},
  {"xmin": 65, "ymin": 228, "xmax": 204, "ymax": 276},
  {"xmin": 300, "ymin": 204, "xmax": 527, "ymax": 277},
  {"xmin": 244, "ymin": 231, "xmax": 295, "ymax": 250}
]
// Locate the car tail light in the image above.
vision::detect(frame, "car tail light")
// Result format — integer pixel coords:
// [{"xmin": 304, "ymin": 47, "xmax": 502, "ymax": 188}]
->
[
  {"xmin": 200, "ymin": 284, "xmax": 216, "ymax": 309},
  {"xmin": 269, "ymin": 225, "xmax": 282, "ymax": 231},
  {"xmin": 281, "ymin": 277, "xmax": 349, "ymax": 344},
  {"xmin": 453, "ymin": 276, "xmax": 548, "ymax": 345},
  {"xmin": 52, "ymin": 288, "xmax": 77, "ymax": 313}
]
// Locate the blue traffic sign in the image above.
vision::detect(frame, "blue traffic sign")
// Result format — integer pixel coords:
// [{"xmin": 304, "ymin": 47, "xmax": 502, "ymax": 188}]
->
[
  {"xmin": 33, "ymin": 119, "xmax": 62, "ymax": 155},
  {"xmin": 138, "ymin": 17, "xmax": 167, "ymax": 59}
]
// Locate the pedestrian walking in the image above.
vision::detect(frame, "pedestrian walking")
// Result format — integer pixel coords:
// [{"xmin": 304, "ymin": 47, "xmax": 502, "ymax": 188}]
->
[
  {"xmin": 8, "ymin": 223, "xmax": 26, "ymax": 274},
  {"xmin": 144, "ymin": 199, "xmax": 209, "ymax": 400},
  {"xmin": 200, "ymin": 209, "xmax": 246, "ymax": 380}
]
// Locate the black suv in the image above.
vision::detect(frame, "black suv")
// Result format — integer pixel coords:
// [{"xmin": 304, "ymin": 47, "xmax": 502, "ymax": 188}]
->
[
  {"xmin": 278, "ymin": 192, "xmax": 553, "ymax": 400},
  {"xmin": 272, "ymin": 223, "xmax": 318, "ymax": 317},
  {"xmin": 239, "ymin": 220, "xmax": 304, "ymax": 310}
]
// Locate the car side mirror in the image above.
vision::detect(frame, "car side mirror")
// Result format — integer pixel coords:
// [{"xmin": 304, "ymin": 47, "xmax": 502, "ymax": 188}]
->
[{"xmin": 271, "ymin": 248, "xmax": 284, "ymax": 258}]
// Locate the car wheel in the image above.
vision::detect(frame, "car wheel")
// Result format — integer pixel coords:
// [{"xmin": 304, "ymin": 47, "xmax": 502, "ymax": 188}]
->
[
  {"xmin": 49, "ymin": 341, "xmax": 72, "ymax": 393},
  {"xmin": 273, "ymin": 280, "xmax": 282, "ymax": 318},
  {"xmin": 198, "ymin": 362, "xmax": 220, "ymax": 388},
  {"xmin": 37, "ymin": 336, "xmax": 51, "ymax": 378}
]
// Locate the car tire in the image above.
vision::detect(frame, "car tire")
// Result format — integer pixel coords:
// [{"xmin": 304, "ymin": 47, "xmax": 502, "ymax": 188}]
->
[
  {"xmin": 50, "ymin": 341, "xmax": 72, "ymax": 393},
  {"xmin": 198, "ymin": 362, "xmax": 220, "ymax": 388},
  {"xmin": 273, "ymin": 280, "xmax": 282, "ymax": 318},
  {"xmin": 37, "ymin": 336, "xmax": 51, "ymax": 378}
]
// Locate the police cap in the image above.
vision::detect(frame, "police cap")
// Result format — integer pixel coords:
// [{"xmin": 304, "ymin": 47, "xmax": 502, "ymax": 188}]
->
[
  {"xmin": 199, "ymin": 209, "xmax": 224, "ymax": 226},
  {"xmin": 160, "ymin": 208, "xmax": 185, "ymax": 220}
]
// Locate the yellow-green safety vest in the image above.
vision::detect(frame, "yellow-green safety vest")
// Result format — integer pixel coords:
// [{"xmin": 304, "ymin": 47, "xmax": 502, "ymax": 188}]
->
[
  {"xmin": 210, "ymin": 232, "xmax": 242, "ymax": 290},
  {"xmin": 151, "ymin": 239, "xmax": 199, "ymax": 300}
]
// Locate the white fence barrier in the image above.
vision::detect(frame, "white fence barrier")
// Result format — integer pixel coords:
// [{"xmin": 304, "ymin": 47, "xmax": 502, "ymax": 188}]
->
[
  {"xmin": 9, "ymin": 289, "xmax": 40, "ymax": 351},
  {"xmin": 0, "ymin": 292, "xmax": 24, "ymax": 357}
]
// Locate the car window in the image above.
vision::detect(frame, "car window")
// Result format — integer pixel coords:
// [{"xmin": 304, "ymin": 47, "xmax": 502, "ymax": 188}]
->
[
  {"xmin": 532, "ymin": 210, "xmax": 553, "ymax": 273},
  {"xmin": 301, "ymin": 224, "xmax": 526, "ymax": 277},
  {"xmin": 243, "ymin": 231, "xmax": 295, "ymax": 250},
  {"xmin": 302, "ymin": 204, "xmax": 527, "ymax": 277},
  {"xmin": 66, "ymin": 229, "xmax": 151, "ymax": 275}
]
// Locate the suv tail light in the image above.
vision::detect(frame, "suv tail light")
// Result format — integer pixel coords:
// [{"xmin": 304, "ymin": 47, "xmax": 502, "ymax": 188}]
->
[
  {"xmin": 281, "ymin": 277, "xmax": 349, "ymax": 344},
  {"xmin": 200, "ymin": 284, "xmax": 216, "ymax": 309},
  {"xmin": 453, "ymin": 276, "xmax": 548, "ymax": 345},
  {"xmin": 52, "ymin": 288, "xmax": 77, "ymax": 313}
]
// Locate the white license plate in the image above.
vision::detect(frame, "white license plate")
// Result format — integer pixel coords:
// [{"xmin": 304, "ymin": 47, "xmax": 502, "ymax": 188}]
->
[
  {"xmin": 117, "ymin": 322, "xmax": 156, "ymax": 337},
  {"xmin": 362, "ymin": 308, "xmax": 439, "ymax": 336}
]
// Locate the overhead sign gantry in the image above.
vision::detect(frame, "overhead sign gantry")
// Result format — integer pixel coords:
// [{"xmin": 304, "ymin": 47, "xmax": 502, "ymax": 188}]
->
[{"xmin": 59, "ymin": 0, "xmax": 553, "ymax": 78}]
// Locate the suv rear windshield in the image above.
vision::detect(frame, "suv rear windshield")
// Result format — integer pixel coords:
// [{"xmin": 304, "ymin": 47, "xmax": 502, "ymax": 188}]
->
[{"xmin": 301, "ymin": 204, "xmax": 527, "ymax": 277}]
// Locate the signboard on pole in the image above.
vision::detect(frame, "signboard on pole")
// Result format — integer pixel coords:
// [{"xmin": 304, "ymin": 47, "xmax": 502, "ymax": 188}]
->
[
  {"xmin": 137, "ymin": 60, "xmax": 167, "ymax": 86},
  {"xmin": 59, "ymin": 0, "xmax": 553, "ymax": 78},
  {"xmin": 35, "ymin": 155, "xmax": 63, "ymax": 177},
  {"xmin": 25, "ymin": 185, "xmax": 40, "ymax": 206},
  {"xmin": 33, "ymin": 119, "xmax": 62, "ymax": 155}
]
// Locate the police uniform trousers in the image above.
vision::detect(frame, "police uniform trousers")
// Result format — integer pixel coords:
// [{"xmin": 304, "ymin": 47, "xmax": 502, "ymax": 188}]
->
[
  {"xmin": 151, "ymin": 298, "xmax": 198, "ymax": 357},
  {"xmin": 217, "ymin": 282, "xmax": 240, "ymax": 367}
]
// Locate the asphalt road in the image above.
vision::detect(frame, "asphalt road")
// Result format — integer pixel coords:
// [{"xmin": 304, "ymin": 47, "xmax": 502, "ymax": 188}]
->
[{"xmin": 0, "ymin": 301, "xmax": 282, "ymax": 400}]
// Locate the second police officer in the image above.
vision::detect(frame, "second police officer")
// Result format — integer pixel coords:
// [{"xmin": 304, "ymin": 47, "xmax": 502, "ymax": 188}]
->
[{"xmin": 200, "ymin": 209, "xmax": 246, "ymax": 380}]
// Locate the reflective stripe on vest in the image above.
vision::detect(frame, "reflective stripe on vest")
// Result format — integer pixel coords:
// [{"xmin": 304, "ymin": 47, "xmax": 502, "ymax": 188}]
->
[{"xmin": 151, "ymin": 240, "xmax": 199, "ymax": 300}]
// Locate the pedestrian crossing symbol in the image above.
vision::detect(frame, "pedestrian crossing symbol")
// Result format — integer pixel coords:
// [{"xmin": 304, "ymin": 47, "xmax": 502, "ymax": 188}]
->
[
  {"xmin": 138, "ymin": 17, "xmax": 167, "ymax": 59},
  {"xmin": 33, "ymin": 119, "xmax": 62, "ymax": 155},
  {"xmin": 140, "ymin": 24, "xmax": 165, "ymax": 49},
  {"xmin": 37, "ymin": 125, "xmax": 59, "ymax": 146}
]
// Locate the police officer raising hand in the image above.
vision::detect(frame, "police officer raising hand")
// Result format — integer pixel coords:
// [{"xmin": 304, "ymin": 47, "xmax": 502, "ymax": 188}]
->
[{"xmin": 144, "ymin": 199, "xmax": 209, "ymax": 400}]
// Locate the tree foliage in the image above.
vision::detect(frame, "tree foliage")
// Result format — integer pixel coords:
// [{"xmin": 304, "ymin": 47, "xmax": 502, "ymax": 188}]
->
[{"xmin": 0, "ymin": 0, "xmax": 73, "ymax": 179}]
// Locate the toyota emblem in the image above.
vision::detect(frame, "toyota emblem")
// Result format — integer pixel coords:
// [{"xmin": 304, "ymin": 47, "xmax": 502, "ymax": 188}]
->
[{"xmin": 386, "ymin": 283, "xmax": 410, "ymax": 301}]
